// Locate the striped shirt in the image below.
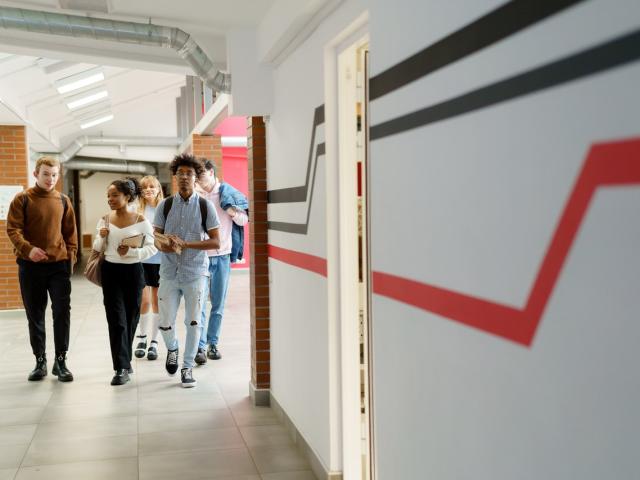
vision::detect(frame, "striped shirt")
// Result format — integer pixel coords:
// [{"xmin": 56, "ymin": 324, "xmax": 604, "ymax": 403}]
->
[{"xmin": 153, "ymin": 192, "xmax": 220, "ymax": 283}]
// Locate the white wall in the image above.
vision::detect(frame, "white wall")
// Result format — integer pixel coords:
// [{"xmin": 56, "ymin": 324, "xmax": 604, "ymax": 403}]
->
[
  {"xmin": 266, "ymin": 0, "xmax": 366, "ymax": 473},
  {"xmin": 368, "ymin": 0, "xmax": 640, "ymax": 479},
  {"xmin": 80, "ymin": 172, "xmax": 123, "ymax": 241}
]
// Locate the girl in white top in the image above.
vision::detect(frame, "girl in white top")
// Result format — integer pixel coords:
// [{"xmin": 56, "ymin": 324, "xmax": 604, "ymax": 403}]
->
[
  {"xmin": 133, "ymin": 175, "xmax": 164, "ymax": 361},
  {"xmin": 93, "ymin": 177, "xmax": 157, "ymax": 386}
]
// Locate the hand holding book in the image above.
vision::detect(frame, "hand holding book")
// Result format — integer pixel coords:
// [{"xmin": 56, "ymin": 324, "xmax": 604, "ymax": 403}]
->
[{"xmin": 120, "ymin": 233, "xmax": 146, "ymax": 248}]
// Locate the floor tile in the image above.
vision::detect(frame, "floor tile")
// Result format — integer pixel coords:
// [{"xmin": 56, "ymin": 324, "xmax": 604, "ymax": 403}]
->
[
  {"xmin": 139, "ymin": 408, "xmax": 236, "ymax": 434},
  {"xmin": 0, "ymin": 408, "xmax": 44, "ymax": 428},
  {"xmin": 32, "ymin": 416, "xmax": 137, "ymax": 442},
  {"xmin": 0, "ymin": 468, "xmax": 17, "ymax": 480},
  {"xmin": 239, "ymin": 425, "xmax": 293, "ymax": 447},
  {"xmin": 0, "ymin": 444, "xmax": 29, "ymax": 469},
  {"xmin": 0, "ymin": 425, "xmax": 36, "ymax": 447},
  {"xmin": 139, "ymin": 427, "xmax": 245, "ymax": 456},
  {"xmin": 249, "ymin": 444, "xmax": 310, "ymax": 474},
  {"xmin": 22, "ymin": 434, "xmax": 137, "ymax": 466},
  {"xmin": 14, "ymin": 457, "xmax": 138, "ymax": 480},
  {"xmin": 139, "ymin": 447, "xmax": 258, "ymax": 480},
  {"xmin": 261, "ymin": 472, "xmax": 317, "ymax": 480}
]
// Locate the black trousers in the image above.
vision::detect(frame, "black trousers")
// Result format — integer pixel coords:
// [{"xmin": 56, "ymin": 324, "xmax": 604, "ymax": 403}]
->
[
  {"xmin": 101, "ymin": 261, "xmax": 145, "ymax": 370},
  {"xmin": 17, "ymin": 259, "xmax": 71, "ymax": 356}
]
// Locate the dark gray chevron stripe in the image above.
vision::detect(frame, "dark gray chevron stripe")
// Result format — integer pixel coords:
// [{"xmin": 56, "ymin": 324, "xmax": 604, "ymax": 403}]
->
[
  {"xmin": 268, "ymin": 105, "xmax": 325, "ymax": 204},
  {"xmin": 369, "ymin": 0, "xmax": 586, "ymax": 100},
  {"xmin": 370, "ymin": 29, "xmax": 640, "ymax": 140},
  {"xmin": 268, "ymin": 142, "xmax": 325, "ymax": 234}
]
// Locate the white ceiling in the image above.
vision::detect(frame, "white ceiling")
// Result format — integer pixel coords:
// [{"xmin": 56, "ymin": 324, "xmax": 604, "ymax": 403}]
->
[{"xmin": 0, "ymin": 0, "xmax": 335, "ymax": 158}]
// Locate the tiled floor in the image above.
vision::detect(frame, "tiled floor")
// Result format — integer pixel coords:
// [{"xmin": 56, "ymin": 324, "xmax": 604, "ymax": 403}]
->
[{"xmin": 0, "ymin": 271, "xmax": 314, "ymax": 480}]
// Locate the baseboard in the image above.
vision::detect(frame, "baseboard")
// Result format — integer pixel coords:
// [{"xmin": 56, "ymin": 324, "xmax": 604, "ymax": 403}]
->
[
  {"xmin": 270, "ymin": 392, "xmax": 343, "ymax": 480},
  {"xmin": 249, "ymin": 381, "xmax": 270, "ymax": 406}
]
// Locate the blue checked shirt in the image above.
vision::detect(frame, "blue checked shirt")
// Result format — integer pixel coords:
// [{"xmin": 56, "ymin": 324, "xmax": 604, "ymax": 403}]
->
[{"xmin": 153, "ymin": 192, "xmax": 220, "ymax": 283}]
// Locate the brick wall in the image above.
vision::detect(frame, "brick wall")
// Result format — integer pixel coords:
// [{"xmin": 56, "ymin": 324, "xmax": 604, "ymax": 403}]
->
[
  {"xmin": 192, "ymin": 134, "xmax": 223, "ymax": 179},
  {"xmin": 0, "ymin": 126, "xmax": 28, "ymax": 310},
  {"xmin": 248, "ymin": 117, "xmax": 270, "ymax": 389}
]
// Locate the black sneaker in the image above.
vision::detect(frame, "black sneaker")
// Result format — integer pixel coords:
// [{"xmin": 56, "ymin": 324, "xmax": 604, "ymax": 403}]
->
[
  {"xmin": 165, "ymin": 348, "xmax": 179, "ymax": 376},
  {"xmin": 194, "ymin": 348, "xmax": 207, "ymax": 365},
  {"xmin": 207, "ymin": 344, "xmax": 222, "ymax": 360},
  {"xmin": 28, "ymin": 355, "xmax": 47, "ymax": 381},
  {"xmin": 134, "ymin": 337, "xmax": 147, "ymax": 358},
  {"xmin": 181, "ymin": 368, "xmax": 197, "ymax": 388},
  {"xmin": 147, "ymin": 342, "xmax": 158, "ymax": 361},
  {"xmin": 111, "ymin": 369, "xmax": 130, "ymax": 386},
  {"xmin": 52, "ymin": 353, "xmax": 74, "ymax": 382}
]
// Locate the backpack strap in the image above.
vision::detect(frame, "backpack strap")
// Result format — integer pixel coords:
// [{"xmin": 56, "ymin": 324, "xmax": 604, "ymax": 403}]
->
[
  {"xmin": 198, "ymin": 196, "xmax": 208, "ymax": 233},
  {"xmin": 162, "ymin": 196, "xmax": 174, "ymax": 220},
  {"xmin": 162, "ymin": 195, "xmax": 208, "ymax": 233}
]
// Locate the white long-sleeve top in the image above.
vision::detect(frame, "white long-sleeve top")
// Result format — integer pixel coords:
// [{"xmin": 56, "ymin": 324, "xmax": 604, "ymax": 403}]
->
[{"xmin": 92, "ymin": 216, "xmax": 157, "ymax": 264}]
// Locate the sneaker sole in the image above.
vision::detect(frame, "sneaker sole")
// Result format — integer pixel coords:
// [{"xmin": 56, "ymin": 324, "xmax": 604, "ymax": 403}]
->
[{"xmin": 181, "ymin": 382, "xmax": 197, "ymax": 388}]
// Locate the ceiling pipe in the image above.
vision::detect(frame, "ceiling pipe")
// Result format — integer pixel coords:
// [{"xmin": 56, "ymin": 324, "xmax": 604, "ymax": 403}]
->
[
  {"xmin": 64, "ymin": 159, "xmax": 156, "ymax": 175},
  {"xmin": 0, "ymin": 6, "xmax": 231, "ymax": 94},
  {"xmin": 60, "ymin": 135, "xmax": 180, "ymax": 162}
]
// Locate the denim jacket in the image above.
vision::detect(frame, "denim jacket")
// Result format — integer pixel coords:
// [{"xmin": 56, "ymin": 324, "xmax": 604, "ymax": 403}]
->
[{"xmin": 219, "ymin": 183, "xmax": 249, "ymax": 262}]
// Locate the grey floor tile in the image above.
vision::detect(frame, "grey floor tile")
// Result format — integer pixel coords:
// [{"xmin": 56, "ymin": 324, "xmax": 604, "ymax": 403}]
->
[
  {"xmin": 0, "ymin": 425, "xmax": 36, "ymax": 447},
  {"xmin": 139, "ymin": 427, "xmax": 245, "ymax": 456},
  {"xmin": 239, "ymin": 425, "xmax": 293, "ymax": 447},
  {"xmin": 139, "ymin": 408, "xmax": 236, "ymax": 434},
  {"xmin": 22, "ymin": 434, "xmax": 137, "ymax": 467},
  {"xmin": 14, "ymin": 457, "xmax": 138, "ymax": 480},
  {"xmin": 261, "ymin": 472, "xmax": 317, "ymax": 480},
  {"xmin": 249, "ymin": 444, "xmax": 310, "ymax": 474},
  {"xmin": 0, "ymin": 468, "xmax": 17, "ymax": 480},
  {"xmin": 139, "ymin": 447, "xmax": 258, "ymax": 480},
  {"xmin": 0, "ymin": 408, "xmax": 44, "ymax": 428},
  {"xmin": 0, "ymin": 444, "xmax": 29, "ymax": 469},
  {"xmin": 33, "ymin": 416, "xmax": 137, "ymax": 442},
  {"xmin": 40, "ymin": 399, "xmax": 137, "ymax": 423}
]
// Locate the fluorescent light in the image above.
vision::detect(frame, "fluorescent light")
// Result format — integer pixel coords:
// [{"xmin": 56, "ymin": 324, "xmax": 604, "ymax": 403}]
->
[
  {"xmin": 66, "ymin": 90, "xmax": 108, "ymax": 110},
  {"xmin": 80, "ymin": 113, "xmax": 114, "ymax": 129},
  {"xmin": 55, "ymin": 67, "xmax": 104, "ymax": 94}
]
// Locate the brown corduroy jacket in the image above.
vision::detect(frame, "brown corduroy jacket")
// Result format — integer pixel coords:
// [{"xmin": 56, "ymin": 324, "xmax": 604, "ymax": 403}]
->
[{"xmin": 6, "ymin": 185, "xmax": 78, "ymax": 264}]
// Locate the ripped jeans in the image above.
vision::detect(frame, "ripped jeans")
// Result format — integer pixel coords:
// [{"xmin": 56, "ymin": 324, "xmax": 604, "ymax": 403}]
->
[{"xmin": 158, "ymin": 276, "xmax": 207, "ymax": 369}]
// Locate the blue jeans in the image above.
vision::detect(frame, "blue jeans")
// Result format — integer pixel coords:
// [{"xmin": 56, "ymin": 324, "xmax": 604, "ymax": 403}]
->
[
  {"xmin": 158, "ymin": 276, "xmax": 207, "ymax": 369},
  {"xmin": 199, "ymin": 254, "xmax": 231, "ymax": 349}
]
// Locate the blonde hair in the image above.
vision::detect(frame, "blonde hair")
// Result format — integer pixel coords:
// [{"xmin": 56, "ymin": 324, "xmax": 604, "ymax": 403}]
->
[
  {"xmin": 35, "ymin": 156, "xmax": 60, "ymax": 173},
  {"xmin": 138, "ymin": 175, "xmax": 164, "ymax": 213}
]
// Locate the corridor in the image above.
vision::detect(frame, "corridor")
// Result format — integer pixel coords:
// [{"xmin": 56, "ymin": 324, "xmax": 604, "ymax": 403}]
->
[{"xmin": 0, "ymin": 272, "xmax": 313, "ymax": 480}]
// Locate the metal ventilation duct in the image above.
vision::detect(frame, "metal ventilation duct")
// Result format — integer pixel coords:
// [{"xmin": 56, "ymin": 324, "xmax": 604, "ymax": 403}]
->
[
  {"xmin": 64, "ymin": 159, "xmax": 156, "ymax": 175},
  {"xmin": 0, "ymin": 6, "xmax": 231, "ymax": 94},
  {"xmin": 60, "ymin": 136, "xmax": 181, "ymax": 162}
]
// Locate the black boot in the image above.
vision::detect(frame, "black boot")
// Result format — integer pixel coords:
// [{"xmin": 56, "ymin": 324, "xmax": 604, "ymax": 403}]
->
[
  {"xmin": 52, "ymin": 353, "xmax": 74, "ymax": 382},
  {"xmin": 28, "ymin": 354, "xmax": 47, "ymax": 381}
]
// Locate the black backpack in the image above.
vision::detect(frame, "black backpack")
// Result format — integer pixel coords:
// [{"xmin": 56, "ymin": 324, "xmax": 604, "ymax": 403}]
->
[{"xmin": 162, "ymin": 195, "xmax": 209, "ymax": 233}]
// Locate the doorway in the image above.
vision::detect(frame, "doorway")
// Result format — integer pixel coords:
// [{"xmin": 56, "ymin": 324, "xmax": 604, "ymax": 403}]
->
[{"xmin": 337, "ymin": 34, "xmax": 373, "ymax": 480}]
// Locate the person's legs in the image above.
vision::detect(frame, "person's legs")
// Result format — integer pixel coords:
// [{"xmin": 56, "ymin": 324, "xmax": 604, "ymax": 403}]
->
[
  {"xmin": 206, "ymin": 255, "xmax": 231, "ymax": 355},
  {"xmin": 102, "ymin": 262, "xmax": 130, "ymax": 371},
  {"xmin": 158, "ymin": 279, "xmax": 182, "ymax": 375},
  {"xmin": 18, "ymin": 262, "xmax": 48, "ymax": 356},
  {"xmin": 182, "ymin": 276, "xmax": 207, "ymax": 370},
  {"xmin": 197, "ymin": 261, "xmax": 212, "ymax": 350},
  {"xmin": 123, "ymin": 264, "xmax": 145, "ymax": 368},
  {"xmin": 48, "ymin": 261, "xmax": 71, "ymax": 355},
  {"xmin": 136, "ymin": 287, "xmax": 151, "ymax": 356}
]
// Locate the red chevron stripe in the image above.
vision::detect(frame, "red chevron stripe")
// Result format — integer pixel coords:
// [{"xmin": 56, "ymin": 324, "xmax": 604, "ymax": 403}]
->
[
  {"xmin": 268, "ymin": 244, "xmax": 328, "ymax": 277},
  {"xmin": 373, "ymin": 137, "xmax": 640, "ymax": 346}
]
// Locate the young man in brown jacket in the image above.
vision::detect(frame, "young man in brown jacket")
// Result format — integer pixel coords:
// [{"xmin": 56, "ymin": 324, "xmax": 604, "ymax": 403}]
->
[{"xmin": 6, "ymin": 156, "xmax": 78, "ymax": 382}]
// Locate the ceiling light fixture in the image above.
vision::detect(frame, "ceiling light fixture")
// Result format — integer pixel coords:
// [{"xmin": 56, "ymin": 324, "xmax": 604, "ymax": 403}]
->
[
  {"xmin": 55, "ymin": 67, "xmax": 104, "ymax": 94},
  {"xmin": 65, "ymin": 89, "xmax": 108, "ymax": 110},
  {"xmin": 79, "ymin": 113, "xmax": 114, "ymax": 129}
]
